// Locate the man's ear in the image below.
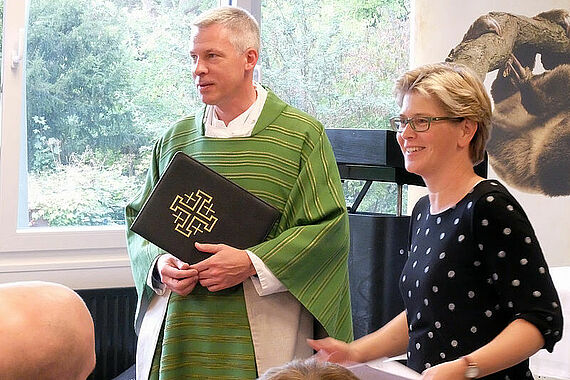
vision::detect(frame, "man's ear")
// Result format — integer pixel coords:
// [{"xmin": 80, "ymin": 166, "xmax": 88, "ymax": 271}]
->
[
  {"xmin": 458, "ymin": 118, "xmax": 478, "ymax": 148},
  {"xmin": 244, "ymin": 48, "xmax": 258, "ymax": 71}
]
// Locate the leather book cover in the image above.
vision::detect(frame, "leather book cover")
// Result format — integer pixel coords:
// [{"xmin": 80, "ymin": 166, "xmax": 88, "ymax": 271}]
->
[{"xmin": 130, "ymin": 151, "xmax": 280, "ymax": 264}]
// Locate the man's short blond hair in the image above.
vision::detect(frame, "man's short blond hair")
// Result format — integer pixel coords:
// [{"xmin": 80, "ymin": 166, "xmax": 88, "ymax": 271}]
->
[
  {"xmin": 394, "ymin": 62, "xmax": 492, "ymax": 165},
  {"xmin": 192, "ymin": 6, "xmax": 260, "ymax": 53}
]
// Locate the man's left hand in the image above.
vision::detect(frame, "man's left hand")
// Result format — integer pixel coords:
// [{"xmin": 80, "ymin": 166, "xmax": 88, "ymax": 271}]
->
[{"xmin": 191, "ymin": 242, "xmax": 257, "ymax": 291}]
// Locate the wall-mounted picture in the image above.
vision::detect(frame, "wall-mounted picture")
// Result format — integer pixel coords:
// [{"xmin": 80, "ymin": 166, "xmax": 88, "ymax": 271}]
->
[{"xmin": 446, "ymin": 9, "xmax": 569, "ymax": 197}]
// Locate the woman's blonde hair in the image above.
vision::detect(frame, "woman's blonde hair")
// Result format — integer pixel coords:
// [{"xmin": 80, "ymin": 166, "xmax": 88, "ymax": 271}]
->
[{"xmin": 394, "ymin": 62, "xmax": 492, "ymax": 165}]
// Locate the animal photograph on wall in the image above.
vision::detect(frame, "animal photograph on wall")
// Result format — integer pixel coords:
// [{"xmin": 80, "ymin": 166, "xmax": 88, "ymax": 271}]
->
[{"xmin": 446, "ymin": 9, "xmax": 570, "ymax": 197}]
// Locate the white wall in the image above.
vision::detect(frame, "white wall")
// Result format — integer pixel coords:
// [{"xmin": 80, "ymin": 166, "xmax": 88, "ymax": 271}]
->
[{"xmin": 409, "ymin": 0, "xmax": 570, "ymax": 267}]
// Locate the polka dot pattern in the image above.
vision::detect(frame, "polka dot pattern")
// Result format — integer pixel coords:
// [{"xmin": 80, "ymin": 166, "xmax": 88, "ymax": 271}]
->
[{"xmin": 400, "ymin": 180, "xmax": 563, "ymax": 378}]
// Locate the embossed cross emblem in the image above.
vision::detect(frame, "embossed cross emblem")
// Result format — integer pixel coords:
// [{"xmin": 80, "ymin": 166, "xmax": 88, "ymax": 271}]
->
[{"xmin": 170, "ymin": 190, "xmax": 218, "ymax": 237}]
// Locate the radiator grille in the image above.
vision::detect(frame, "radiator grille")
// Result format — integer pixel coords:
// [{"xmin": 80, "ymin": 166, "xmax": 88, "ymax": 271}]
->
[{"xmin": 77, "ymin": 287, "xmax": 137, "ymax": 380}]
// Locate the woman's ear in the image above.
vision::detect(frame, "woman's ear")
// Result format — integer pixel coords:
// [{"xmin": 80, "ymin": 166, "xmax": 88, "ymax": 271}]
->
[{"xmin": 458, "ymin": 119, "xmax": 478, "ymax": 148}]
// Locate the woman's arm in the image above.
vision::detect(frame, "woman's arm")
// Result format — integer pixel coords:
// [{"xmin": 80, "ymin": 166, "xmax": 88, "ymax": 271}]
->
[
  {"xmin": 422, "ymin": 318, "xmax": 544, "ymax": 379},
  {"xmin": 308, "ymin": 310, "xmax": 409, "ymax": 364}
]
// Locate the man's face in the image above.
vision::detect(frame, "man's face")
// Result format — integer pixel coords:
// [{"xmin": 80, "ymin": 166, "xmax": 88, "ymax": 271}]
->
[{"xmin": 190, "ymin": 24, "xmax": 251, "ymax": 110}]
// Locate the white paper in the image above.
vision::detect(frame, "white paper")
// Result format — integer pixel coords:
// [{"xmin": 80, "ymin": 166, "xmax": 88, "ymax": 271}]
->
[{"xmin": 347, "ymin": 357, "xmax": 421, "ymax": 380}]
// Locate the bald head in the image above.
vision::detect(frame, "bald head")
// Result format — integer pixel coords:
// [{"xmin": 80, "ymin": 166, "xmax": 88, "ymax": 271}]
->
[{"xmin": 0, "ymin": 281, "xmax": 96, "ymax": 380}]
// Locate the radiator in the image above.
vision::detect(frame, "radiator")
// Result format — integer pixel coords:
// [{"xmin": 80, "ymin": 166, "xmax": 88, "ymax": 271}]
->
[{"xmin": 77, "ymin": 287, "xmax": 138, "ymax": 380}]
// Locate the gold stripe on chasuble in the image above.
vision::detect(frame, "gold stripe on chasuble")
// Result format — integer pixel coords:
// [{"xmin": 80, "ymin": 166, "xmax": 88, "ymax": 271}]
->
[
  {"xmin": 197, "ymin": 151, "xmax": 299, "ymax": 175},
  {"xmin": 226, "ymin": 173, "xmax": 293, "ymax": 191},
  {"xmin": 202, "ymin": 159, "xmax": 298, "ymax": 181},
  {"xmin": 265, "ymin": 124, "xmax": 311, "ymax": 146},
  {"xmin": 319, "ymin": 147, "xmax": 345, "ymax": 207},
  {"xmin": 152, "ymin": 286, "xmax": 256, "ymax": 379},
  {"xmin": 247, "ymin": 134, "xmax": 305, "ymax": 153},
  {"xmin": 280, "ymin": 111, "xmax": 322, "ymax": 134},
  {"xmin": 303, "ymin": 162, "xmax": 326, "ymax": 216}
]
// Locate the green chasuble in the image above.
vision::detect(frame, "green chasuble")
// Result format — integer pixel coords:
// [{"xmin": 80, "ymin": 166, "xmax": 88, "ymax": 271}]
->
[{"xmin": 126, "ymin": 90, "xmax": 353, "ymax": 379}]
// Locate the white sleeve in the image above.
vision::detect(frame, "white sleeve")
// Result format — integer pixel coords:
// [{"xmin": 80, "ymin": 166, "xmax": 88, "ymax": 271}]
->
[
  {"xmin": 246, "ymin": 250, "xmax": 288, "ymax": 296},
  {"xmin": 146, "ymin": 255, "xmax": 167, "ymax": 296}
]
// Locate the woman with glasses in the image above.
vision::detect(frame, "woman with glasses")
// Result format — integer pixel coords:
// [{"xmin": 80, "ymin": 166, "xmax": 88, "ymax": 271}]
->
[{"xmin": 309, "ymin": 62, "xmax": 563, "ymax": 379}]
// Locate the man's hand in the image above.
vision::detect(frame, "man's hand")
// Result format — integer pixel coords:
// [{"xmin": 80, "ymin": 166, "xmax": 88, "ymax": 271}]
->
[
  {"xmin": 191, "ymin": 243, "xmax": 256, "ymax": 292},
  {"xmin": 156, "ymin": 254, "xmax": 199, "ymax": 296}
]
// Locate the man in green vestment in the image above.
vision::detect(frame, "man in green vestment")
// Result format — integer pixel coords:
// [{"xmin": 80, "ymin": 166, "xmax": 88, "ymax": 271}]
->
[{"xmin": 125, "ymin": 6, "xmax": 352, "ymax": 379}]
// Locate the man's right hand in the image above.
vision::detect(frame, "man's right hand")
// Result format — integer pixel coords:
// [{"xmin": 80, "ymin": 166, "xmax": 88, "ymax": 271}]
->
[{"xmin": 157, "ymin": 254, "xmax": 199, "ymax": 296}]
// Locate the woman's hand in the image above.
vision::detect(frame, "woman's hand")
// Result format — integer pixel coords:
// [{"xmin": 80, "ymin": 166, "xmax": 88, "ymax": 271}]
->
[
  {"xmin": 307, "ymin": 337, "xmax": 359, "ymax": 365},
  {"xmin": 421, "ymin": 359, "xmax": 465, "ymax": 380}
]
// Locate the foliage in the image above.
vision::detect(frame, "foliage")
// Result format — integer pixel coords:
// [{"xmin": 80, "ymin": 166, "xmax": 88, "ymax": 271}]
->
[
  {"xmin": 26, "ymin": 0, "xmax": 139, "ymax": 171},
  {"xmin": 343, "ymin": 180, "xmax": 407, "ymax": 215},
  {"xmin": 28, "ymin": 148, "xmax": 144, "ymax": 226},
  {"xmin": 21, "ymin": 0, "xmax": 410, "ymax": 226},
  {"xmin": 25, "ymin": 0, "xmax": 212, "ymax": 226},
  {"xmin": 29, "ymin": 116, "xmax": 61, "ymax": 172},
  {"xmin": 118, "ymin": 3, "xmax": 202, "ymax": 142},
  {"xmin": 348, "ymin": 0, "xmax": 409, "ymax": 25},
  {"xmin": 261, "ymin": 0, "xmax": 410, "ymax": 130}
]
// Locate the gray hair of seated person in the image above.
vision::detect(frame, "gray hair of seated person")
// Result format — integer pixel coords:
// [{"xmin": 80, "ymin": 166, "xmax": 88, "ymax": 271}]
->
[
  {"xmin": 192, "ymin": 6, "xmax": 260, "ymax": 54},
  {"xmin": 258, "ymin": 358, "xmax": 359, "ymax": 380}
]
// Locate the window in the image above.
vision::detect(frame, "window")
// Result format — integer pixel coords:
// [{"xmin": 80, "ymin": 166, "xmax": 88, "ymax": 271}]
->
[
  {"xmin": 260, "ymin": 0, "xmax": 411, "ymax": 214},
  {"xmin": 0, "ymin": 0, "xmax": 410, "ymax": 284},
  {"xmin": 0, "ymin": 0, "xmax": 215, "ymax": 284},
  {"xmin": 25, "ymin": 0, "xmax": 215, "ymax": 228}
]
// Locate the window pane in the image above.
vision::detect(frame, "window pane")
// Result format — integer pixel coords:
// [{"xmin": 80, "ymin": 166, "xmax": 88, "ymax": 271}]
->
[
  {"xmin": 261, "ymin": 0, "xmax": 410, "ymax": 129},
  {"xmin": 343, "ymin": 180, "xmax": 408, "ymax": 215},
  {"xmin": 24, "ymin": 0, "xmax": 215, "ymax": 227},
  {"xmin": 261, "ymin": 0, "xmax": 411, "ymax": 213}
]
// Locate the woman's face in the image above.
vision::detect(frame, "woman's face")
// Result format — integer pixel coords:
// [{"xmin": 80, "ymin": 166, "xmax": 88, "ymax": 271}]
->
[{"xmin": 396, "ymin": 91, "xmax": 465, "ymax": 179}]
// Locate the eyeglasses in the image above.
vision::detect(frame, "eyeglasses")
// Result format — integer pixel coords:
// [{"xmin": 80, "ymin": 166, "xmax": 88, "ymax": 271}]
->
[{"xmin": 389, "ymin": 116, "xmax": 465, "ymax": 132}]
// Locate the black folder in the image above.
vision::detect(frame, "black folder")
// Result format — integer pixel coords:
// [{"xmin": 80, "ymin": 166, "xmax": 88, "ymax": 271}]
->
[{"xmin": 130, "ymin": 151, "xmax": 280, "ymax": 264}]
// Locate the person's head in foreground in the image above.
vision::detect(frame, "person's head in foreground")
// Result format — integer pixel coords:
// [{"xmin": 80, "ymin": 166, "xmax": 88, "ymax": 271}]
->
[
  {"xmin": 0, "ymin": 281, "xmax": 96, "ymax": 380},
  {"xmin": 259, "ymin": 357, "xmax": 359, "ymax": 380}
]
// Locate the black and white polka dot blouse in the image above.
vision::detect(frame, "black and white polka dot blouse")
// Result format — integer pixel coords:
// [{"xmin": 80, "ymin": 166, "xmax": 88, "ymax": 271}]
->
[{"xmin": 400, "ymin": 180, "xmax": 563, "ymax": 379}]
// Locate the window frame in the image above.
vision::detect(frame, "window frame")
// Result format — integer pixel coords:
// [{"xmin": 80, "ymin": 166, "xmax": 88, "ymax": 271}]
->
[
  {"xmin": 0, "ymin": 0, "xmax": 411, "ymax": 288},
  {"xmin": 0, "ymin": 0, "xmax": 244, "ymax": 288},
  {"xmin": 0, "ymin": 1, "xmax": 123, "ymax": 286}
]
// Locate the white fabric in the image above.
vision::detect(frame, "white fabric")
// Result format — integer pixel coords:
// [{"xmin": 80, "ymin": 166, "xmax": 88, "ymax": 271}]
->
[
  {"xmin": 136, "ymin": 289, "xmax": 171, "ymax": 380},
  {"xmin": 146, "ymin": 256, "xmax": 166, "ymax": 295},
  {"xmin": 530, "ymin": 266, "xmax": 570, "ymax": 379},
  {"xmin": 247, "ymin": 249, "xmax": 288, "ymax": 295},
  {"xmin": 136, "ymin": 256, "xmax": 169, "ymax": 380},
  {"xmin": 204, "ymin": 82, "xmax": 268, "ymax": 137},
  {"xmin": 243, "ymin": 278, "xmax": 314, "ymax": 375}
]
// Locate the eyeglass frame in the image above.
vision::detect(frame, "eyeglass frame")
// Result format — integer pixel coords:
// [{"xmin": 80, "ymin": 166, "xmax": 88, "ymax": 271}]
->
[{"xmin": 389, "ymin": 116, "xmax": 465, "ymax": 132}]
